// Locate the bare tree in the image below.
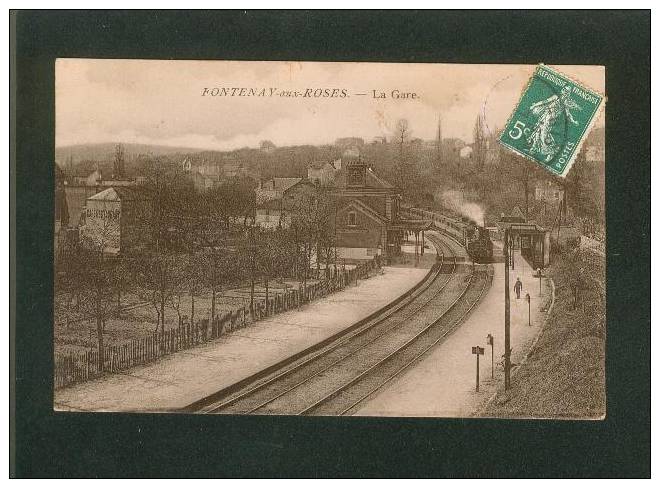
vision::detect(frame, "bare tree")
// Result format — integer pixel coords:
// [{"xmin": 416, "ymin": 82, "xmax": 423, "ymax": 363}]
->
[
  {"xmin": 134, "ymin": 252, "xmax": 186, "ymax": 334},
  {"xmin": 393, "ymin": 118, "xmax": 411, "ymax": 191},
  {"xmin": 287, "ymin": 187, "xmax": 335, "ymax": 288},
  {"xmin": 255, "ymin": 229, "xmax": 291, "ymax": 311},
  {"xmin": 472, "ymin": 112, "xmax": 487, "ymax": 174},
  {"xmin": 204, "ymin": 249, "xmax": 236, "ymax": 321}
]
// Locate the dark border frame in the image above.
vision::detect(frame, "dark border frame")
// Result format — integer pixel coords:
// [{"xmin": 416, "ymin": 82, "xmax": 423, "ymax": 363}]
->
[{"xmin": 11, "ymin": 10, "xmax": 650, "ymax": 478}]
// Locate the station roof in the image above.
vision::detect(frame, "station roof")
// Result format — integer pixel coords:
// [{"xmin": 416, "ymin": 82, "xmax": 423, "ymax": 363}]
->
[
  {"xmin": 389, "ymin": 219, "xmax": 435, "ymax": 231},
  {"xmin": 507, "ymin": 222, "xmax": 547, "ymax": 234}
]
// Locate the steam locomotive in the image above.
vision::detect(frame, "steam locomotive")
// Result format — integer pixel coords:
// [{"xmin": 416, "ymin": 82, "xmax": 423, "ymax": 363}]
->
[
  {"xmin": 403, "ymin": 206, "xmax": 494, "ymax": 263},
  {"xmin": 464, "ymin": 225, "xmax": 494, "ymax": 263}
]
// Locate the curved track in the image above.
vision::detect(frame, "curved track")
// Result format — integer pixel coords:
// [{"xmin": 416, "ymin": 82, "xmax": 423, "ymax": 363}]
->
[{"xmin": 193, "ymin": 232, "xmax": 491, "ymax": 416}]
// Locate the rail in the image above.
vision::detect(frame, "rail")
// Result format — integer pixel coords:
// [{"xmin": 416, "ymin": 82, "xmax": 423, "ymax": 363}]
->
[{"xmin": 190, "ymin": 232, "xmax": 477, "ymax": 415}]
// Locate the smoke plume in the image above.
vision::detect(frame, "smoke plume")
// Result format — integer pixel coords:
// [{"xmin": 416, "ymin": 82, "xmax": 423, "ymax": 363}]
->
[{"xmin": 436, "ymin": 189, "xmax": 485, "ymax": 225}]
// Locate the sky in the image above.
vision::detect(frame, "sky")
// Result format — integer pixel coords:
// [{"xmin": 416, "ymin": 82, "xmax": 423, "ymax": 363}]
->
[{"xmin": 56, "ymin": 59, "xmax": 605, "ymax": 151}]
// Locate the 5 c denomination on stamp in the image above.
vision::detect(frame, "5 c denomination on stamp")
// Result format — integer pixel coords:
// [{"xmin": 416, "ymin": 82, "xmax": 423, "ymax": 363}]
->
[{"xmin": 498, "ymin": 64, "xmax": 605, "ymax": 178}]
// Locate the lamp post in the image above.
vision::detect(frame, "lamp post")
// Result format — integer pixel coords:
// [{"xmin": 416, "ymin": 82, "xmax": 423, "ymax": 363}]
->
[
  {"xmin": 486, "ymin": 333, "xmax": 494, "ymax": 379},
  {"xmin": 526, "ymin": 293, "xmax": 531, "ymax": 326},
  {"xmin": 472, "ymin": 346, "xmax": 485, "ymax": 392}
]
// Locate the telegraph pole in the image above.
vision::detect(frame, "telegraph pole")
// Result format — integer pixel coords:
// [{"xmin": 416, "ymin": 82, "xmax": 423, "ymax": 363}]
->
[
  {"xmin": 510, "ymin": 231, "xmax": 515, "ymax": 270},
  {"xmin": 504, "ymin": 228, "xmax": 511, "ymax": 390},
  {"xmin": 487, "ymin": 334, "xmax": 494, "ymax": 379}
]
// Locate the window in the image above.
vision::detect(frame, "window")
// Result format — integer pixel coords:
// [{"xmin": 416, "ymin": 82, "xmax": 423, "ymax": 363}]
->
[
  {"xmin": 348, "ymin": 211, "xmax": 357, "ymax": 227},
  {"xmin": 348, "ymin": 165, "xmax": 365, "ymax": 186}
]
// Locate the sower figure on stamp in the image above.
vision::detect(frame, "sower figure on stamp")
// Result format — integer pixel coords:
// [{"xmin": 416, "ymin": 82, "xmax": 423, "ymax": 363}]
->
[
  {"xmin": 527, "ymin": 86, "xmax": 582, "ymax": 161},
  {"xmin": 514, "ymin": 277, "xmax": 523, "ymax": 299}
]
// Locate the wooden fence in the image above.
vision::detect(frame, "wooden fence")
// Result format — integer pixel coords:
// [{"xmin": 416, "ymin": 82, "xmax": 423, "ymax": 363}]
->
[{"xmin": 54, "ymin": 257, "xmax": 381, "ymax": 389}]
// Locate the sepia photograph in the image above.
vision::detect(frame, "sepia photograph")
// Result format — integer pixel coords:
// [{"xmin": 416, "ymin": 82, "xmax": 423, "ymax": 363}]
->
[{"xmin": 50, "ymin": 59, "xmax": 607, "ymax": 418}]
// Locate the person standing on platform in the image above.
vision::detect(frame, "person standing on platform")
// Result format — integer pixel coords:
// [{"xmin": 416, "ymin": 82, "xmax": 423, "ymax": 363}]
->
[{"xmin": 514, "ymin": 277, "xmax": 523, "ymax": 299}]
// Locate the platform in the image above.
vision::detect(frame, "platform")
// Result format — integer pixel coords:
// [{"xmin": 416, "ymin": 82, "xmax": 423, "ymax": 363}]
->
[{"xmin": 54, "ymin": 264, "xmax": 432, "ymax": 412}]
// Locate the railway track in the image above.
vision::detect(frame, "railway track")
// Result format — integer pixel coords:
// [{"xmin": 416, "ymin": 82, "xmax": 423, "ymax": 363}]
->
[{"xmin": 192, "ymin": 232, "xmax": 491, "ymax": 416}]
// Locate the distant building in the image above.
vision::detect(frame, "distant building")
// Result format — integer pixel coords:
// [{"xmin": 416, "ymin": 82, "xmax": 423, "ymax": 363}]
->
[
  {"xmin": 255, "ymin": 177, "xmax": 303, "ymax": 204},
  {"xmin": 222, "ymin": 160, "xmax": 248, "ymax": 178},
  {"xmin": 73, "ymin": 166, "xmax": 103, "ymax": 186},
  {"xmin": 254, "ymin": 178, "xmax": 316, "ymax": 228},
  {"xmin": 535, "ymin": 180, "xmax": 564, "ymax": 203},
  {"xmin": 66, "ymin": 165, "xmax": 141, "ymax": 226},
  {"xmin": 443, "ymin": 138, "xmax": 466, "ymax": 160},
  {"xmin": 254, "ymin": 198, "xmax": 285, "ymax": 229},
  {"xmin": 307, "ymin": 159, "xmax": 341, "ymax": 186},
  {"xmin": 584, "ymin": 127, "xmax": 605, "ymax": 162},
  {"xmin": 484, "ymin": 135, "xmax": 501, "ymax": 164},
  {"xmin": 80, "ymin": 187, "xmax": 151, "ymax": 255},
  {"xmin": 585, "ymin": 145, "xmax": 605, "ymax": 162},
  {"xmin": 191, "ymin": 171, "xmax": 218, "ymax": 191},
  {"xmin": 459, "ymin": 145, "xmax": 473, "ymax": 159},
  {"xmin": 335, "ymin": 137, "xmax": 365, "ymax": 149},
  {"xmin": 260, "ymin": 140, "xmax": 277, "ymax": 153}
]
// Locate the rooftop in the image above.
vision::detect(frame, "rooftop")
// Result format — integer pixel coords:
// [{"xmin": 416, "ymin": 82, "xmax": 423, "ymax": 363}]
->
[
  {"xmin": 333, "ymin": 159, "xmax": 396, "ymax": 190},
  {"xmin": 262, "ymin": 177, "xmax": 303, "ymax": 193},
  {"xmin": 87, "ymin": 186, "xmax": 148, "ymax": 202}
]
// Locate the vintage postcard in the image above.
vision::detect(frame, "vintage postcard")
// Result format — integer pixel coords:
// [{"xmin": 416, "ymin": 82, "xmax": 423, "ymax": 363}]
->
[{"xmin": 53, "ymin": 60, "xmax": 605, "ymax": 419}]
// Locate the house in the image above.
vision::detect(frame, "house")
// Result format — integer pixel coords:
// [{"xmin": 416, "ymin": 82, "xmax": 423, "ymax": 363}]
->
[
  {"xmin": 335, "ymin": 137, "xmax": 364, "ymax": 149},
  {"xmin": 459, "ymin": 145, "xmax": 473, "ymax": 159},
  {"xmin": 255, "ymin": 198, "xmax": 285, "ymax": 229},
  {"xmin": 80, "ymin": 187, "xmax": 151, "ymax": 255},
  {"xmin": 254, "ymin": 177, "xmax": 311, "ymax": 228},
  {"xmin": 535, "ymin": 180, "xmax": 564, "ymax": 203},
  {"xmin": 585, "ymin": 127, "xmax": 605, "ymax": 163},
  {"xmin": 73, "ymin": 166, "xmax": 103, "ymax": 186},
  {"xmin": 191, "ymin": 171, "xmax": 219, "ymax": 191},
  {"xmin": 255, "ymin": 177, "xmax": 303, "ymax": 204},
  {"xmin": 307, "ymin": 159, "xmax": 341, "ymax": 186}
]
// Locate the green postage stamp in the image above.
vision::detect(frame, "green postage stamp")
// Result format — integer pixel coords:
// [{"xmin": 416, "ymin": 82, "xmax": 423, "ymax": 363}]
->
[{"xmin": 498, "ymin": 64, "xmax": 605, "ymax": 178}]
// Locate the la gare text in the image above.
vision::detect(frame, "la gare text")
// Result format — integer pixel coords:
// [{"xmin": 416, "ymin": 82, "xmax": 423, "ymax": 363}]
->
[{"xmin": 201, "ymin": 87, "xmax": 420, "ymax": 99}]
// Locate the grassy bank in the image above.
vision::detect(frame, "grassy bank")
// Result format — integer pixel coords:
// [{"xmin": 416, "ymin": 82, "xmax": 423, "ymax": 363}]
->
[{"xmin": 482, "ymin": 246, "xmax": 606, "ymax": 419}]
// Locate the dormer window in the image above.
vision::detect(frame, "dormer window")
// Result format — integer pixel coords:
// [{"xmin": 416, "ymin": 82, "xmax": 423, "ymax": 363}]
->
[{"xmin": 348, "ymin": 211, "xmax": 357, "ymax": 227}]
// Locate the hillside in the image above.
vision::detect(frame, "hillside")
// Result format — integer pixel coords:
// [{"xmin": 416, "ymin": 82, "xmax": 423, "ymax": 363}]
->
[
  {"xmin": 55, "ymin": 142, "xmax": 209, "ymax": 164},
  {"xmin": 481, "ymin": 248, "xmax": 606, "ymax": 419}
]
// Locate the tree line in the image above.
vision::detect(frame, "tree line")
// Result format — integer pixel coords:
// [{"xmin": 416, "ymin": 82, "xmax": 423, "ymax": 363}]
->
[{"xmin": 55, "ymin": 158, "xmax": 339, "ymax": 369}]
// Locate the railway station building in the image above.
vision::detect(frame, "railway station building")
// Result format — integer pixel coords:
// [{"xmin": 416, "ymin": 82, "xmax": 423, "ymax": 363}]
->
[
  {"xmin": 330, "ymin": 158, "xmax": 428, "ymax": 262},
  {"xmin": 254, "ymin": 158, "xmax": 429, "ymax": 262}
]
